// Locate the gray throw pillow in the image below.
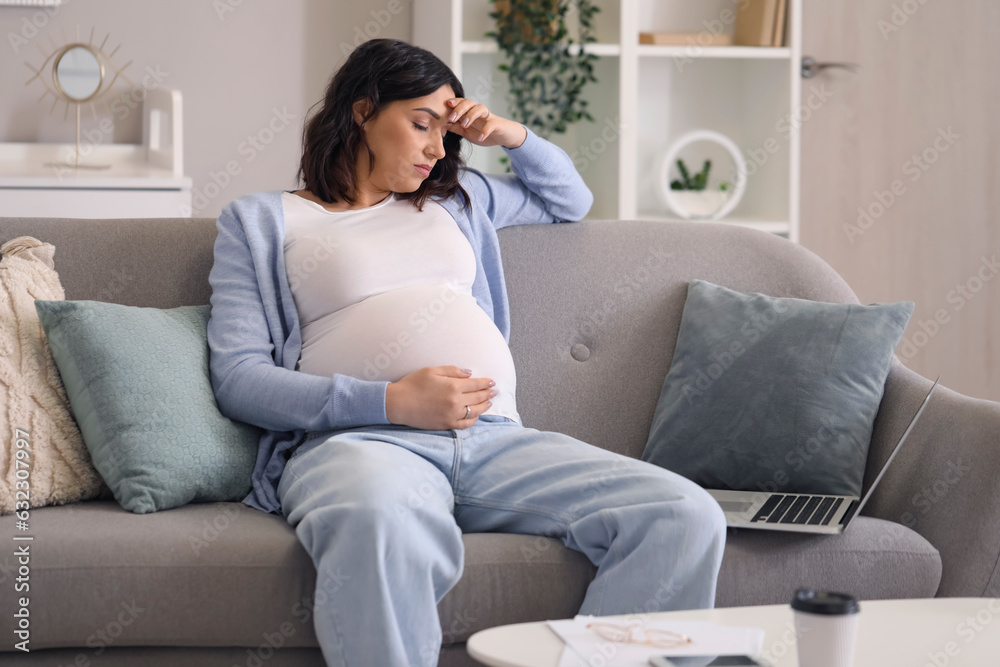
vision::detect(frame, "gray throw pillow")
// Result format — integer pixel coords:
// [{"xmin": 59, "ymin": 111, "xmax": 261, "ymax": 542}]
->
[
  {"xmin": 33, "ymin": 300, "xmax": 261, "ymax": 514},
  {"xmin": 641, "ymin": 280, "xmax": 914, "ymax": 497}
]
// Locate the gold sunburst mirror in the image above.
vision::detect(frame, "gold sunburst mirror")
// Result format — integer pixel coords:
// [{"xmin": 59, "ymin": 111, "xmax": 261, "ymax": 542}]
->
[
  {"xmin": 53, "ymin": 44, "xmax": 104, "ymax": 103},
  {"xmin": 24, "ymin": 26, "xmax": 133, "ymax": 170}
]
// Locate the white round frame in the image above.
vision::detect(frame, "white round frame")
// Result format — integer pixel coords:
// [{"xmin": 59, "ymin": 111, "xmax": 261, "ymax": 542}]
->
[{"xmin": 659, "ymin": 129, "xmax": 748, "ymax": 221}]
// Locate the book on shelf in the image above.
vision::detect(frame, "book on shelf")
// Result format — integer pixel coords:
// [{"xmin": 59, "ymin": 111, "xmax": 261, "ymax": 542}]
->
[
  {"xmin": 733, "ymin": 0, "xmax": 787, "ymax": 47},
  {"xmin": 772, "ymin": 0, "xmax": 788, "ymax": 47},
  {"xmin": 639, "ymin": 31, "xmax": 733, "ymax": 47}
]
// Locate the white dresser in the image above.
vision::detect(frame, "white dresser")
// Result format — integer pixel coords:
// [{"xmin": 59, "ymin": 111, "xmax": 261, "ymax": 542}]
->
[{"xmin": 0, "ymin": 88, "xmax": 192, "ymax": 218}]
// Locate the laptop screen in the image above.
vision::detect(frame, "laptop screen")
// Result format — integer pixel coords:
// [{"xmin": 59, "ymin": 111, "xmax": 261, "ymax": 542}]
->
[{"xmin": 851, "ymin": 377, "xmax": 939, "ymax": 521}]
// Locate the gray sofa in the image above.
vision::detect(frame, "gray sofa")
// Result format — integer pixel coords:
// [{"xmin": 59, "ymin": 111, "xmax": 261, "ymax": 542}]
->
[{"xmin": 1, "ymin": 215, "xmax": 998, "ymax": 667}]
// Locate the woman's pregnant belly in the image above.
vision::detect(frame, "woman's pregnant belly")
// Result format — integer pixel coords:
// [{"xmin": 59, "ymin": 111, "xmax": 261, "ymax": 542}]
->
[{"xmin": 297, "ymin": 283, "xmax": 520, "ymax": 423}]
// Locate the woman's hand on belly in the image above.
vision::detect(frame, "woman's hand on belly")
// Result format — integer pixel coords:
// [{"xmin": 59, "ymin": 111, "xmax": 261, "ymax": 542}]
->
[{"xmin": 385, "ymin": 365, "xmax": 497, "ymax": 430}]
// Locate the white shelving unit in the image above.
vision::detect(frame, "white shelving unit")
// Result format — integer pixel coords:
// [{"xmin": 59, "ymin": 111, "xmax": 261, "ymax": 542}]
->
[
  {"xmin": 0, "ymin": 88, "xmax": 192, "ymax": 219},
  {"xmin": 414, "ymin": 0, "xmax": 801, "ymax": 242}
]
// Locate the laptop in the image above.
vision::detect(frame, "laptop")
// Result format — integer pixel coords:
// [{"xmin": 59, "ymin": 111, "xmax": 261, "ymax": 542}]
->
[{"xmin": 706, "ymin": 377, "xmax": 939, "ymax": 534}]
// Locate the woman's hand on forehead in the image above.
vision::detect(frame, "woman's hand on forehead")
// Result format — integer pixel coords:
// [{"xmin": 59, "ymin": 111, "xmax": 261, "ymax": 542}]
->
[{"xmin": 444, "ymin": 97, "xmax": 527, "ymax": 150}]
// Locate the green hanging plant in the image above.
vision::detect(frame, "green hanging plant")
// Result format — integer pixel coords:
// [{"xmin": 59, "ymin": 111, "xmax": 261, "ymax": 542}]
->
[{"xmin": 486, "ymin": 0, "xmax": 600, "ymax": 168}]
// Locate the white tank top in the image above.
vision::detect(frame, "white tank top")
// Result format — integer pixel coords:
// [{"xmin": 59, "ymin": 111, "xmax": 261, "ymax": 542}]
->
[{"xmin": 281, "ymin": 191, "xmax": 520, "ymax": 424}]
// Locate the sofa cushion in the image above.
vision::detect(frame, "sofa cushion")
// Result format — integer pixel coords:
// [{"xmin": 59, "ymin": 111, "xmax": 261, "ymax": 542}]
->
[
  {"xmin": 33, "ymin": 301, "xmax": 261, "ymax": 513},
  {"xmin": 717, "ymin": 516, "xmax": 942, "ymax": 606},
  {"xmin": 0, "ymin": 500, "xmax": 317, "ymax": 651},
  {"xmin": 642, "ymin": 279, "xmax": 914, "ymax": 496},
  {"xmin": 0, "ymin": 501, "xmax": 940, "ymax": 653},
  {"xmin": 437, "ymin": 532, "xmax": 596, "ymax": 644},
  {"xmin": 0, "ymin": 500, "xmax": 596, "ymax": 651},
  {"xmin": 0, "ymin": 647, "xmax": 328, "ymax": 667}
]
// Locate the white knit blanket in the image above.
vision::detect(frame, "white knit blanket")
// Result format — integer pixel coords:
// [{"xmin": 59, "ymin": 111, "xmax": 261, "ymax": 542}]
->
[{"xmin": 0, "ymin": 236, "xmax": 105, "ymax": 513}]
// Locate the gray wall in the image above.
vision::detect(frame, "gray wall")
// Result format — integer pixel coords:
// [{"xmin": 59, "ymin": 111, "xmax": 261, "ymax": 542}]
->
[{"xmin": 1, "ymin": 0, "xmax": 412, "ymax": 219}]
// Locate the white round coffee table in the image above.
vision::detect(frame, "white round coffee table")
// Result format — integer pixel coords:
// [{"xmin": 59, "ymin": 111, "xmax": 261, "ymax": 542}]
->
[{"xmin": 467, "ymin": 598, "xmax": 1000, "ymax": 666}]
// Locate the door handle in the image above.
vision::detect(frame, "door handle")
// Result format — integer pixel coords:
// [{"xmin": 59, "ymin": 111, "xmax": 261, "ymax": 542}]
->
[{"xmin": 801, "ymin": 56, "xmax": 861, "ymax": 78}]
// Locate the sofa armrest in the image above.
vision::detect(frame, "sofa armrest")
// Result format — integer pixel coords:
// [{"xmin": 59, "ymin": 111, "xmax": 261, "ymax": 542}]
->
[{"xmin": 862, "ymin": 358, "xmax": 1000, "ymax": 597}]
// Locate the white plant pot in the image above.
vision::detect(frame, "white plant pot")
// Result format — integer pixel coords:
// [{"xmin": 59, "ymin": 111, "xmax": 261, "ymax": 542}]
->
[
  {"xmin": 658, "ymin": 130, "xmax": 748, "ymax": 221},
  {"xmin": 668, "ymin": 190, "xmax": 732, "ymax": 220}
]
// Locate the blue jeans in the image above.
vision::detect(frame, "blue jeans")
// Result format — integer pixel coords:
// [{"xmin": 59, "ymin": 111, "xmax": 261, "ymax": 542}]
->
[{"xmin": 276, "ymin": 414, "xmax": 727, "ymax": 667}]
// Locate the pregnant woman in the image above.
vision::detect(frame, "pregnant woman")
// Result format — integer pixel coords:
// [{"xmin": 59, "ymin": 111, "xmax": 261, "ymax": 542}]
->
[{"xmin": 207, "ymin": 38, "xmax": 726, "ymax": 667}]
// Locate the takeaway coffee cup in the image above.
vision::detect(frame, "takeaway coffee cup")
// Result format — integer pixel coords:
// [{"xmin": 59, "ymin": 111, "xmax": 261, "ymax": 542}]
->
[{"xmin": 790, "ymin": 588, "xmax": 860, "ymax": 667}]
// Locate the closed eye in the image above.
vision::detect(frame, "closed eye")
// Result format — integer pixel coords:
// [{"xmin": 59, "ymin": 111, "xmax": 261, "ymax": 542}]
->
[{"xmin": 413, "ymin": 121, "xmax": 449, "ymax": 138}]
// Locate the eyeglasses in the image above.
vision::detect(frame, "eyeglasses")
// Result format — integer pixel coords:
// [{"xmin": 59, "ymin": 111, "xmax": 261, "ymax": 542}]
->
[{"xmin": 586, "ymin": 621, "xmax": 693, "ymax": 649}]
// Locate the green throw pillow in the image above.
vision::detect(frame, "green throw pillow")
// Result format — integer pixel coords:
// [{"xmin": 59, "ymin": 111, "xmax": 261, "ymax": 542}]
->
[
  {"xmin": 641, "ymin": 280, "xmax": 914, "ymax": 497},
  {"xmin": 33, "ymin": 300, "xmax": 260, "ymax": 514}
]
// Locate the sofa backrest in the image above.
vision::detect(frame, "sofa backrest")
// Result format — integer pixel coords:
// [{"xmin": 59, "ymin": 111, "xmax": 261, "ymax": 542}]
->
[
  {"xmin": 0, "ymin": 216, "xmax": 859, "ymax": 459},
  {"xmin": 0, "ymin": 218, "xmax": 218, "ymax": 308}
]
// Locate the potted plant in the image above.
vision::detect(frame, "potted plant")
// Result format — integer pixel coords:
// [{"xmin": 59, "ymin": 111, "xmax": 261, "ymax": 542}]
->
[
  {"xmin": 668, "ymin": 158, "xmax": 734, "ymax": 219},
  {"xmin": 486, "ymin": 0, "xmax": 600, "ymax": 167}
]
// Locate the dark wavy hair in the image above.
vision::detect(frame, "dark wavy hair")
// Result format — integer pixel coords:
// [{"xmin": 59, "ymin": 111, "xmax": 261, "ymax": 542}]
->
[{"xmin": 296, "ymin": 39, "xmax": 469, "ymax": 212}]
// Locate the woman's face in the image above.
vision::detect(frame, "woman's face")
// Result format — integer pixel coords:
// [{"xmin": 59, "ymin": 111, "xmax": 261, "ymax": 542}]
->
[{"xmin": 354, "ymin": 84, "xmax": 456, "ymax": 195}]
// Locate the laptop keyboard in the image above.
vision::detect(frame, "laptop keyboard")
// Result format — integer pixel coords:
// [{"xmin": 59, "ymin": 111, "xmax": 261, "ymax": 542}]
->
[{"xmin": 751, "ymin": 494, "xmax": 844, "ymax": 525}]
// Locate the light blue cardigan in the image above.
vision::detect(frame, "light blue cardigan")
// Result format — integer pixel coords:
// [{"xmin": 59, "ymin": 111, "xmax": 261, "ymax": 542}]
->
[{"xmin": 207, "ymin": 125, "xmax": 594, "ymax": 515}]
